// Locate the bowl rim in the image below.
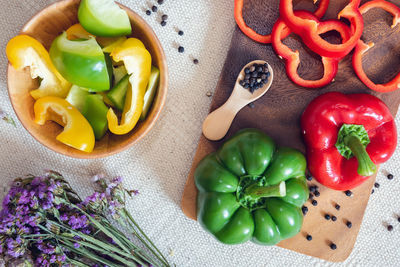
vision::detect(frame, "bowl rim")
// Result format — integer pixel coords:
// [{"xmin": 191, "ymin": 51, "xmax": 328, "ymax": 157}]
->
[{"xmin": 7, "ymin": 0, "xmax": 168, "ymax": 159}]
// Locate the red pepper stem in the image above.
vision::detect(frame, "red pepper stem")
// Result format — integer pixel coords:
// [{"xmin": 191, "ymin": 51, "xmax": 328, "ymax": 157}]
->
[
  {"xmin": 344, "ymin": 135, "xmax": 377, "ymax": 176},
  {"xmin": 244, "ymin": 181, "xmax": 286, "ymax": 200}
]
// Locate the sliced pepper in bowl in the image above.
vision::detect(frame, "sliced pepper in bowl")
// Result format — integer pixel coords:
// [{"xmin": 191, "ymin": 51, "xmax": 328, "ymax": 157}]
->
[
  {"xmin": 6, "ymin": 35, "xmax": 71, "ymax": 99},
  {"xmin": 195, "ymin": 129, "xmax": 309, "ymax": 245}
]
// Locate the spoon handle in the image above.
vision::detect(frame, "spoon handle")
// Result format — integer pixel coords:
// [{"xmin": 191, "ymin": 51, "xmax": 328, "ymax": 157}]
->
[{"xmin": 202, "ymin": 95, "xmax": 248, "ymax": 141}]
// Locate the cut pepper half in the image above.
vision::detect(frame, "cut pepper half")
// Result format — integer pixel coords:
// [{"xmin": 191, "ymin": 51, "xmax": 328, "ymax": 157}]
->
[
  {"xmin": 234, "ymin": 0, "xmax": 329, "ymax": 44},
  {"xmin": 34, "ymin": 96, "xmax": 95, "ymax": 153},
  {"xmin": 6, "ymin": 35, "xmax": 71, "ymax": 99},
  {"xmin": 352, "ymin": 0, "xmax": 400, "ymax": 92},
  {"xmin": 279, "ymin": 0, "xmax": 363, "ymax": 58},
  {"xmin": 272, "ymin": 11, "xmax": 351, "ymax": 88}
]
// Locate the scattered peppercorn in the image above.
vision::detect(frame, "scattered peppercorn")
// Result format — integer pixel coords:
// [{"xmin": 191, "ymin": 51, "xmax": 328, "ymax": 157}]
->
[
  {"xmin": 161, "ymin": 21, "xmax": 167, "ymax": 26},
  {"xmin": 178, "ymin": 30, "xmax": 184, "ymax": 36},
  {"xmin": 206, "ymin": 91, "xmax": 212, "ymax": 97},
  {"xmin": 325, "ymin": 214, "xmax": 331, "ymax": 220},
  {"xmin": 312, "ymin": 200, "xmax": 318, "ymax": 206},
  {"xmin": 178, "ymin": 46, "xmax": 184, "ymax": 53},
  {"xmin": 306, "ymin": 175, "xmax": 312, "ymax": 181},
  {"xmin": 374, "ymin": 182, "xmax": 380, "ymax": 188},
  {"xmin": 331, "ymin": 216, "xmax": 337, "ymax": 222},
  {"xmin": 306, "ymin": 234, "xmax": 312, "ymax": 241},
  {"xmin": 330, "ymin": 243, "xmax": 337, "ymax": 250},
  {"xmin": 387, "ymin": 174, "xmax": 394, "ymax": 180},
  {"xmin": 314, "ymin": 191, "xmax": 320, "ymax": 197},
  {"xmin": 371, "ymin": 189, "xmax": 374, "ymax": 194},
  {"xmin": 346, "ymin": 221, "xmax": 352, "ymax": 228},
  {"xmin": 302, "ymin": 206, "xmax": 308, "ymax": 215},
  {"xmin": 397, "ymin": 216, "xmax": 400, "ymax": 223},
  {"xmin": 193, "ymin": 59, "xmax": 199, "ymax": 64},
  {"xmin": 162, "ymin": 14, "xmax": 168, "ymax": 20},
  {"xmin": 152, "ymin": 5, "xmax": 158, "ymax": 12},
  {"xmin": 309, "ymin": 186, "xmax": 316, "ymax": 193},
  {"xmin": 248, "ymin": 102, "xmax": 255, "ymax": 109},
  {"xmin": 345, "ymin": 190, "xmax": 352, "ymax": 197},
  {"xmin": 158, "ymin": 0, "xmax": 164, "ymax": 4},
  {"xmin": 309, "ymin": 193, "xmax": 313, "ymax": 200},
  {"xmin": 335, "ymin": 204, "xmax": 340, "ymax": 210},
  {"xmin": 146, "ymin": 10, "xmax": 151, "ymax": 15},
  {"xmin": 387, "ymin": 225, "xmax": 393, "ymax": 231}
]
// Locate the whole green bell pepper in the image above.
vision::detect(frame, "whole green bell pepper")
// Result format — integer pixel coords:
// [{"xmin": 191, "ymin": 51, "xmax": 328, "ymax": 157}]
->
[{"xmin": 195, "ymin": 129, "xmax": 309, "ymax": 245}]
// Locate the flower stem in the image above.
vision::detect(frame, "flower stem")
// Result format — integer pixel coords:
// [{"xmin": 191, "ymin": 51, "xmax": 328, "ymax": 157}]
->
[{"xmin": 344, "ymin": 135, "xmax": 377, "ymax": 176}]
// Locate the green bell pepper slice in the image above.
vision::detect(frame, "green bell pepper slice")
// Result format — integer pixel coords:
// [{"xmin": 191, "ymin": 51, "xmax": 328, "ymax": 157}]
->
[
  {"xmin": 140, "ymin": 66, "xmax": 160, "ymax": 121},
  {"xmin": 50, "ymin": 32, "xmax": 111, "ymax": 91},
  {"xmin": 81, "ymin": 94, "xmax": 109, "ymax": 140},
  {"xmin": 195, "ymin": 128, "xmax": 309, "ymax": 245}
]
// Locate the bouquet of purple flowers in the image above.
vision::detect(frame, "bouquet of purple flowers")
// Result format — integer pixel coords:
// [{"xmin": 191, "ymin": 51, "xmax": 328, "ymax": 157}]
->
[{"xmin": 0, "ymin": 171, "xmax": 169, "ymax": 267}]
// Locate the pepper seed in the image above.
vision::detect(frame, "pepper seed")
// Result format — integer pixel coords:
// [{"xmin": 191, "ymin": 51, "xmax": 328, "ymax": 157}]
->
[
  {"xmin": 302, "ymin": 206, "xmax": 308, "ymax": 215},
  {"xmin": 331, "ymin": 216, "xmax": 337, "ymax": 222},
  {"xmin": 306, "ymin": 234, "xmax": 312, "ymax": 241},
  {"xmin": 330, "ymin": 243, "xmax": 337, "ymax": 250},
  {"xmin": 146, "ymin": 10, "xmax": 151, "ymax": 15},
  {"xmin": 335, "ymin": 204, "xmax": 340, "ymax": 210},
  {"xmin": 345, "ymin": 190, "xmax": 352, "ymax": 197},
  {"xmin": 387, "ymin": 225, "xmax": 393, "ymax": 231},
  {"xmin": 178, "ymin": 46, "xmax": 184, "ymax": 53},
  {"xmin": 152, "ymin": 5, "xmax": 158, "ymax": 12},
  {"xmin": 162, "ymin": 14, "xmax": 168, "ymax": 20},
  {"xmin": 387, "ymin": 174, "xmax": 394, "ymax": 180},
  {"xmin": 161, "ymin": 21, "xmax": 167, "ymax": 26},
  {"xmin": 346, "ymin": 221, "xmax": 352, "ymax": 228},
  {"xmin": 374, "ymin": 183, "xmax": 380, "ymax": 188},
  {"xmin": 312, "ymin": 200, "xmax": 318, "ymax": 206},
  {"xmin": 325, "ymin": 214, "xmax": 331, "ymax": 220}
]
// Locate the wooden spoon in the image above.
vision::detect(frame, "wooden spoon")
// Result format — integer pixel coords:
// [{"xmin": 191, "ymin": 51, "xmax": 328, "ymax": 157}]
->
[{"xmin": 202, "ymin": 60, "xmax": 274, "ymax": 141}]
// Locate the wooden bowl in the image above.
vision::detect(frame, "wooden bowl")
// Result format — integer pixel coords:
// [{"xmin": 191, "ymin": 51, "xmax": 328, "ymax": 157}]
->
[{"xmin": 7, "ymin": 0, "xmax": 168, "ymax": 159}]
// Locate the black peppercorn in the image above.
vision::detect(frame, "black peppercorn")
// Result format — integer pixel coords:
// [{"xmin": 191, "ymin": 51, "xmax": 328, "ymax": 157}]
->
[
  {"xmin": 251, "ymin": 71, "xmax": 258, "ymax": 78},
  {"xmin": 387, "ymin": 225, "xmax": 393, "ymax": 231},
  {"xmin": 161, "ymin": 21, "xmax": 167, "ymax": 26},
  {"xmin": 178, "ymin": 30, "xmax": 184, "ymax": 36},
  {"xmin": 374, "ymin": 183, "xmax": 380, "ymax": 188},
  {"xmin": 309, "ymin": 193, "xmax": 313, "ymax": 200},
  {"xmin": 162, "ymin": 14, "xmax": 168, "ymax": 20},
  {"xmin": 314, "ymin": 191, "xmax": 320, "ymax": 197},
  {"xmin": 346, "ymin": 221, "xmax": 352, "ymax": 228},
  {"xmin": 371, "ymin": 189, "xmax": 374, "ymax": 194},
  {"xmin": 193, "ymin": 59, "xmax": 199, "ymax": 65},
  {"xmin": 331, "ymin": 216, "xmax": 337, "ymax": 222},
  {"xmin": 306, "ymin": 175, "xmax": 312, "ymax": 181},
  {"xmin": 345, "ymin": 190, "xmax": 352, "ymax": 197},
  {"xmin": 335, "ymin": 204, "xmax": 340, "ymax": 210},
  {"xmin": 306, "ymin": 234, "xmax": 312, "ymax": 241},
  {"xmin": 302, "ymin": 206, "xmax": 308, "ymax": 215},
  {"xmin": 309, "ymin": 186, "xmax": 316, "ymax": 193},
  {"xmin": 157, "ymin": 0, "xmax": 164, "ymax": 4},
  {"xmin": 146, "ymin": 10, "xmax": 151, "ymax": 15},
  {"xmin": 325, "ymin": 214, "xmax": 331, "ymax": 220},
  {"xmin": 397, "ymin": 216, "xmax": 400, "ymax": 223},
  {"xmin": 248, "ymin": 102, "xmax": 255, "ymax": 108},
  {"xmin": 244, "ymin": 67, "xmax": 250, "ymax": 74},
  {"xmin": 387, "ymin": 174, "xmax": 394, "ymax": 180},
  {"xmin": 312, "ymin": 200, "xmax": 318, "ymax": 206},
  {"xmin": 178, "ymin": 46, "xmax": 184, "ymax": 53},
  {"xmin": 152, "ymin": 5, "xmax": 158, "ymax": 12},
  {"xmin": 330, "ymin": 243, "xmax": 337, "ymax": 250}
]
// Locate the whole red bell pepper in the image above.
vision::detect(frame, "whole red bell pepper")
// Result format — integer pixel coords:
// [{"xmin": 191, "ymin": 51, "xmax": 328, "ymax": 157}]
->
[
  {"xmin": 301, "ymin": 92, "xmax": 397, "ymax": 190},
  {"xmin": 234, "ymin": 0, "xmax": 329, "ymax": 44},
  {"xmin": 272, "ymin": 10, "xmax": 351, "ymax": 88},
  {"xmin": 279, "ymin": 0, "xmax": 363, "ymax": 58},
  {"xmin": 352, "ymin": 0, "xmax": 400, "ymax": 92}
]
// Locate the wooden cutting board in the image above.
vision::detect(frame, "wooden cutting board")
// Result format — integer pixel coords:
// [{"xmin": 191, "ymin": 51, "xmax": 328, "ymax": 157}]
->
[{"xmin": 181, "ymin": 0, "xmax": 400, "ymax": 262}]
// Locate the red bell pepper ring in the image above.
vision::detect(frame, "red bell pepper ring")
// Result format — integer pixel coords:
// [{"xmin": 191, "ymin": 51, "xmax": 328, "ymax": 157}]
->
[
  {"xmin": 271, "ymin": 11, "xmax": 351, "ymax": 88},
  {"xmin": 352, "ymin": 0, "xmax": 400, "ymax": 92},
  {"xmin": 234, "ymin": 0, "xmax": 330, "ymax": 44},
  {"xmin": 279, "ymin": 0, "xmax": 364, "ymax": 58},
  {"xmin": 301, "ymin": 92, "xmax": 397, "ymax": 191}
]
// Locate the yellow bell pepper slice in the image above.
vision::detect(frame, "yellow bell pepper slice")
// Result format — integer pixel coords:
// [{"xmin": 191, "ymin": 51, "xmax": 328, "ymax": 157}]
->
[
  {"xmin": 108, "ymin": 38, "xmax": 151, "ymax": 135},
  {"xmin": 6, "ymin": 35, "xmax": 71, "ymax": 99},
  {"xmin": 66, "ymin": 23, "xmax": 94, "ymax": 40},
  {"xmin": 34, "ymin": 96, "xmax": 95, "ymax": 153}
]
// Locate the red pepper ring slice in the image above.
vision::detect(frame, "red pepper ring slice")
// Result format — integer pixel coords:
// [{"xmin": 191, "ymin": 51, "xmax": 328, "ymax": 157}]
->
[
  {"xmin": 234, "ymin": 0, "xmax": 330, "ymax": 44},
  {"xmin": 279, "ymin": 0, "xmax": 363, "ymax": 59},
  {"xmin": 352, "ymin": 0, "xmax": 400, "ymax": 92},
  {"xmin": 272, "ymin": 11, "xmax": 351, "ymax": 88}
]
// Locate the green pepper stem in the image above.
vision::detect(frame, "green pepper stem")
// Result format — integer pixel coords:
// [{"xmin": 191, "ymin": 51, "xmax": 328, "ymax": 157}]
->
[
  {"xmin": 244, "ymin": 181, "xmax": 286, "ymax": 201},
  {"xmin": 344, "ymin": 135, "xmax": 377, "ymax": 176}
]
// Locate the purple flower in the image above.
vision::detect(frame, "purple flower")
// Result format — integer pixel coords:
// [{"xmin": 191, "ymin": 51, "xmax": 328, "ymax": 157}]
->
[{"xmin": 73, "ymin": 242, "xmax": 80, "ymax": 248}]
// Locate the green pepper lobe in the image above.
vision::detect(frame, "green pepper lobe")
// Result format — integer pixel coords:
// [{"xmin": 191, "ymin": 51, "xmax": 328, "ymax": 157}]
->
[
  {"xmin": 195, "ymin": 129, "xmax": 309, "ymax": 246},
  {"xmin": 50, "ymin": 32, "xmax": 111, "ymax": 91},
  {"xmin": 78, "ymin": 0, "xmax": 132, "ymax": 37}
]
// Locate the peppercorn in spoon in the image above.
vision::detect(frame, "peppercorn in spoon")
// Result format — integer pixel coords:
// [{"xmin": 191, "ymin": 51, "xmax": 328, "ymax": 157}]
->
[{"xmin": 202, "ymin": 60, "xmax": 273, "ymax": 141}]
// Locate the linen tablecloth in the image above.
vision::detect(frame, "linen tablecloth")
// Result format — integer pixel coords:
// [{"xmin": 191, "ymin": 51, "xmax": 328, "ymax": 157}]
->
[{"xmin": 0, "ymin": 1, "xmax": 399, "ymax": 266}]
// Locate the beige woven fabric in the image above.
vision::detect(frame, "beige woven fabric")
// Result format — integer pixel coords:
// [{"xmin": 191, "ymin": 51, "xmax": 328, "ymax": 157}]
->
[{"xmin": 0, "ymin": 0, "xmax": 399, "ymax": 266}]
